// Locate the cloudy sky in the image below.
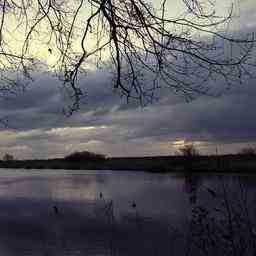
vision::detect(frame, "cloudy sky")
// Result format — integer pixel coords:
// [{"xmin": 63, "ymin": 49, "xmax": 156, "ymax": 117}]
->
[{"xmin": 0, "ymin": 0, "xmax": 256, "ymax": 159}]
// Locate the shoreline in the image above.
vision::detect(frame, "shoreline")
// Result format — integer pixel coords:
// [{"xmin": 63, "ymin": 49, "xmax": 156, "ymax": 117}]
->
[{"xmin": 0, "ymin": 155, "xmax": 256, "ymax": 173}]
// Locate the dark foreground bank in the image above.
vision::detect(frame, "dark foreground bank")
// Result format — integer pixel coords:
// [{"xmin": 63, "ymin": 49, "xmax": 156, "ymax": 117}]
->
[{"xmin": 0, "ymin": 155, "xmax": 256, "ymax": 173}]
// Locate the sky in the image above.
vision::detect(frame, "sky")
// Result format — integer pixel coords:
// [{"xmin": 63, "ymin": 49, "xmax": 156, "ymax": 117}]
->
[{"xmin": 0, "ymin": 0, "xmax": 256, "ymax": 159}]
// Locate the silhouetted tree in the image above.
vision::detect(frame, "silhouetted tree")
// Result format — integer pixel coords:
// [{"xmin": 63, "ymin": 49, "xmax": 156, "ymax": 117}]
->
[
  {"xmin": 3, "ymin": 153, "xmax": 14, "ymax": 161},
  {"xmin": 64, "ymin": 151, "xmax": 106, "ymax": 162},
  {"xmin": 0, "ymin": 0, "xmax": 255, "ymax": 113},
  {"xmin": 238, "ymin": 146, "xmax": 256, "ymax": 156},
  {"xmin": 178, "ymin": 144, "xmax": 200, "ymax": 157}
]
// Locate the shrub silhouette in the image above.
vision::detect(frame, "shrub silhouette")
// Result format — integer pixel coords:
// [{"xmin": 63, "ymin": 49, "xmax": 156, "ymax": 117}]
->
[
  {"xmin": 178, "ymin": 144, "xmax": 200, "ymax": 157},
  {"xmin": 238, "ymin": 146, "xmax": 256, "ymax": 156},
  {"xmin": 3, "ymin": 153, "xmax": 14, "ymax": 161},
  {"xmin": 64, "ymin": 151, "xmax": 106, "ymax": 162}
]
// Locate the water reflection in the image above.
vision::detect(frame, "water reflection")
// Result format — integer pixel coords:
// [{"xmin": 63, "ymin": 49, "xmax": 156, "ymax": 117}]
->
[
  {"xmin": 183, "ymin": 175, "xmax": 203, "ymax": 205},
  {"xmin": 0, "ymin": 169, "xmax": 254, "ymax": 255}
]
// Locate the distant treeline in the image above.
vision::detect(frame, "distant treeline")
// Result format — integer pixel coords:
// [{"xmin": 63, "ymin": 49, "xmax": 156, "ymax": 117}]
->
[{"xmin": 0, "ymin": 152, "xmax": 256, "ymax": 173}]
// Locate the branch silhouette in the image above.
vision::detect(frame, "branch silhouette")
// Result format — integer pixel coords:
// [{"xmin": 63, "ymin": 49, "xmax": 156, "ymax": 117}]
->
[{"xmin": 0, "ymin": 0, "xmax": 254, "ymax": 114}]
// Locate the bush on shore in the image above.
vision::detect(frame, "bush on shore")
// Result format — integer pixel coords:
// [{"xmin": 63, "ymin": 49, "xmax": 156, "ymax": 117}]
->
[
  {"xmin": 238, "ymin": 146, "xmax": 256, "ymax": 156},
  {"xmin": 64, "ymin": 151, "xmax": 106, "ymax": 162},
  {"xmin": 177, "ymin": 144, "xmax": 200, "ymax": 157}
]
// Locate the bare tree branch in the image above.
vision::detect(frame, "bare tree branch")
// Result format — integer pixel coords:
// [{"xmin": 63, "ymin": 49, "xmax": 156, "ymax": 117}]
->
[{"xmin": 0, "ymin": 0, "xmax": 254, "ymax": 113}]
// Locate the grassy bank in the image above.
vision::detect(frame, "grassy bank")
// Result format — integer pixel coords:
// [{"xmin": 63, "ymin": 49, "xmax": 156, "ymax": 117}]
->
[{"xmin": 0, "ymin": 155, "xmax": 256, "ymax": 173}]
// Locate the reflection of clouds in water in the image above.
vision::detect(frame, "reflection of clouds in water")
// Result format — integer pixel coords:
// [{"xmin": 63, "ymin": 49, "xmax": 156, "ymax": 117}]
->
[
  {"xmin": 0, "ymin": 172, "xmax": 103, "ymax": 202},
  {"xmin": 50, "ymin": 177, "xmax": 98, "ymax": 201},
  {"xmin": 0, "ymin": 170, "xmax": 254, "ymax": 255},
  {"xmin": 0, "ymin": 170, "xmax": 191, "ymax": 222},
  {"xmin": 0, "ymin": 176, "xmax": 53, "ymax": 200}
]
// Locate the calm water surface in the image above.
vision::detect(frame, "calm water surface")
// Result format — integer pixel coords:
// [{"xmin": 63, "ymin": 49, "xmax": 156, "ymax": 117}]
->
[{"xmin": 0, "ymin": 169, "xmax": 255, "ymax": 256}]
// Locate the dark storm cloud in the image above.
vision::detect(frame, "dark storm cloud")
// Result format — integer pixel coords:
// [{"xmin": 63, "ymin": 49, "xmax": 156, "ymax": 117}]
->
[
  {"xmin": 0, "ymin": 70, "xmax": 144, "ymax": 131},
  {"xmin": 1, "ymin": 71, "xmax": 256, "ymax": 158}
]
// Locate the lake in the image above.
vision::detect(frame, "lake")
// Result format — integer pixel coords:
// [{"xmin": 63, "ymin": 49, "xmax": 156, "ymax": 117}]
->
[{"xmin": 0, "ymin": 169, "xmax": 255, "ymax": 256}]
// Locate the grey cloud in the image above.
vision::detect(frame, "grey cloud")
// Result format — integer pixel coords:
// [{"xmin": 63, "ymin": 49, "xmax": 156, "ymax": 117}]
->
[
  {"xmin": 0, "ymin": 25, "xmax": 256, "ymax": 158},
  {"xmin": 1, "ymin": 72, "xmax": 256, "ymax": 158}
]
